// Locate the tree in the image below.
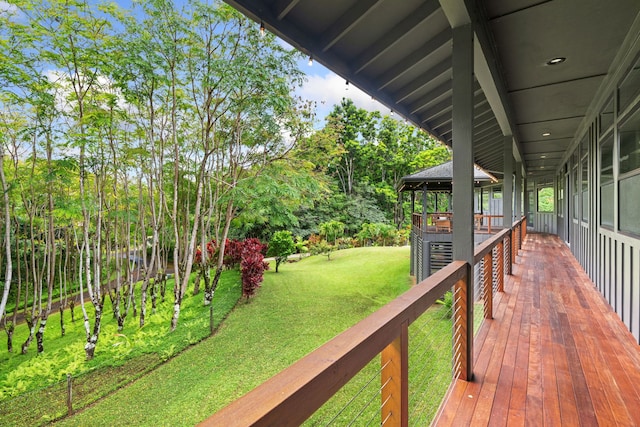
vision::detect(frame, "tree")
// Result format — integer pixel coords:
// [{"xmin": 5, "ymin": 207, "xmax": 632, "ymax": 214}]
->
[
  {"xmin": 319, "ymin": 220, "xmax": 345, "ymax": 245},
  {"xmin": 267, "ymin": 231, "xmax": 295, "ymax": 273},
  {"xmin": 326, "ymin": 99, "xmax": 379, "ymax": 196},
  {"xmin": 309, "ymin": 239, "xmax": 334, "ymax": 261}
]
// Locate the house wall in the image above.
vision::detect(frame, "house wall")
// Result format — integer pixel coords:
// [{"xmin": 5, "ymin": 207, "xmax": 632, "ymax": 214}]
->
[{"xmin": 556, "ymin": 45, "xmax": 640, "ymax": 342}]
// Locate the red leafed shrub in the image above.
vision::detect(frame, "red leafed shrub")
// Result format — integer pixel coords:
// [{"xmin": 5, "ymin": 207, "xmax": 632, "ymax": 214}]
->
[
  {"xmin": 240, "ymin": 238, "xmax": 269, "ymax": 299},
  {"xmin": 223, "ymin": 239, "xmax": 243, "ymax": 269},
  {"xmin": 307, "ymin": 233, "xmax": 321, "ymax": 246},
  {"xmin": 195, "ymin": 239, "xmax": 218, "ymax": 265}
]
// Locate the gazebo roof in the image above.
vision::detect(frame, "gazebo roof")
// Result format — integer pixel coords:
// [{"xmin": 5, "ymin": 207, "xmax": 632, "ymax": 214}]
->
[{"xmin": 397, "ymin": 161, "xmax": 497, "ymax": 192}]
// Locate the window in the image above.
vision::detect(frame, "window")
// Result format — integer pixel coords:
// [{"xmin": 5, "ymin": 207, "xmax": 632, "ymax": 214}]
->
[
  {"xmin": 600, "ymin": 135, "xmax": 614, "ymax": 228},
  {"xmin": 557, "ymin": 174, "xmax": 564, "ymax": 216},
  {"xmin": 619, "ymin": 107, "xmax": 640, "ymax": 235},
  {"xmin": 601, "ymin": 135, "xmax": 614, "ymax": 184},
  {"xmin": 619, "ymin": 54, "xmax": 640, "ymax": 114},
  {"xmin": 620, "ymin": 175, "xmax": 640, "ymax": 235},
  {"xmin": 538, "ymin": 187, "xmax": 554, "ymax": 213},
  {"xmin": 600, "ymin": 96, "xmax": 614, "ymax": 135},
  {"xmin": 619, "ymin": 107, "xmax": 640, "ymax": 175}
]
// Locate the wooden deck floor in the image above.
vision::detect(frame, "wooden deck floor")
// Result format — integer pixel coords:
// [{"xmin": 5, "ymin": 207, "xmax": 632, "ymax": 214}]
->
[{"xmin": 433, "ymin": 233, "xmax": 640, "ymax": 426}]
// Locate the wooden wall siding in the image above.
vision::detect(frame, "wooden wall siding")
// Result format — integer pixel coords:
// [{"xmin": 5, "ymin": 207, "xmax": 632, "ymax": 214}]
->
[
  {"xmin": 594, "ymin": 231, "xmax": 640, "ymax": 343},
  {"xmin": 623, "ymin": 245, "xmax": 632, "ymax": 335},
  {"xmin": 533, "ymin": 212, "xmax": 556, "ymax": 234},
  {"xmin": 433, "ymin": 233, "xmax": 640, "ymax": 426}
]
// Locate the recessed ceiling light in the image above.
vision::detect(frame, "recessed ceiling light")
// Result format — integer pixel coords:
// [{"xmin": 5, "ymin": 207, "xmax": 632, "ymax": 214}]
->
[
  {"xmin": 541, "ymin": 155, "xmax": 547, "ymax": 158},
  {"xmin": 540, "ymin": 166, "xmax": 545, "ymax": 169},
  {"xmin": 542, "ymin": 132, "xmax": 551, "ymax": 137},
  {"xmin": 546, "ymin": 57, "xmax": 566, "ymax": 65}
]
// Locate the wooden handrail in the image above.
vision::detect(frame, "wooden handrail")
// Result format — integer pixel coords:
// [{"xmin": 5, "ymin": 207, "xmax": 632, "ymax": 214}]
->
[
  {"xmin": 473, "ymin": 228, "xmax": 510, "ymax": 264},
  {"xmin": 201, "ymin": 217, "xmax": 527, "ymax": 426},
  {"xmin": 201, "ymin": 261, "xmax": 468, "ymax": 427}
]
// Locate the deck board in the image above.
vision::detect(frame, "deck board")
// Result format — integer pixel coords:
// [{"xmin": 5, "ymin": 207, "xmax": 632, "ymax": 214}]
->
[{"xmin": 433, "ymin": 233, "xmax": 640, "ymax": 426}]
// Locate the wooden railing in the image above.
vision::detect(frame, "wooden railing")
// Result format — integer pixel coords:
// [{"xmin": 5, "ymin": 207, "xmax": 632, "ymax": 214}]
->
[
  {"xmin": 412, "ymin": 212, "xmax": 506, "ymax": 234},
  {"xmin": 201, "ymin": 217, "xmax": 527, "ymax": 427}
]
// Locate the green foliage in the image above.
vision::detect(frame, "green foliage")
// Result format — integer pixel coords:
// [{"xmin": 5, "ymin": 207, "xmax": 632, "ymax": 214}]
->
[
  {"xmin": 294, "ymin": 235, "xmax": 308, "ymax": 255},
  {"xmin": 436, "ymin": 290, "xmax": 454, "ymax": 318},
  {"xmin": 267, "ymin": 231, "xmax": 295, "ymax": 273},
  {"xmin": 309, "ymin": 239, "xmax": 334, "ymax": 261},
  {"xmin": 356, "ymin": 222, "xmax": 398, "ymax": 246},
  {"xmin": 0, "ymin": 270, "xmax": 241, "ymax": 406},
  {"xmin": 318, "ymin": 220, "xmax": 345, "ymax": 245},
  {"xmin": 538, "ymin": 187, "xmax": 555, "ymax": 212}
]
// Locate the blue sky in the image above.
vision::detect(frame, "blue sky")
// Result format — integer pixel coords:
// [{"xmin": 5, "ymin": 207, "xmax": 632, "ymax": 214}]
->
[{"xmin": 0, "ymin": 0, "xmax": 391, "ymax": 125}]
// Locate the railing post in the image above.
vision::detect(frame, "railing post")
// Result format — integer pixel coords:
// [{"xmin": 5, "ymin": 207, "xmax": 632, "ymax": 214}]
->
[
  {"xmin": 497, "ymin": 240, "xmax": 504, "ymax": 292},
  {"xmin": 505, "ymin": 232, "xmax": 512, "ymax": 275},
  {"xmin": 511, "ymin": 227, "xmax": 517, "ymax": 266},
  {"xmin": 381, "ymin": 322, "xmax": 408, "ymax": 427},
  {"xmin": 521, "ymin": 218, "xmax": 527, "ymax": 243},
  {"xmin": 482, "ymin": 252, "xmax": 493, "ymax": 319},
  {"xmin": 453, "ymin": 266, "xmax": 472, "ymax": 380},
  {"xmin": 67, "ymin": 373, "xmax": 73, "ymax": 415}
]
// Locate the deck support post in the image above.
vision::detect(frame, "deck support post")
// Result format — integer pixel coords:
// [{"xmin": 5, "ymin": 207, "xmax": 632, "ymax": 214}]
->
[
  {"xmin": 410, "ymin": 192, "xmax": 415, "ymax": 276},
  {"xmin": 452, "ymin": 22, "xmax": 474, "ymax": 381},
  {"xmin": 515, "ymin": 162, "xmax": 522, "ymax": 220},
  {"xmin": 381, "ymin": 322, "xmax": 409, "ymax": 427},
  {"xmin": 503, "ymin": 137, "xmax": 513, "ymax": 226}
]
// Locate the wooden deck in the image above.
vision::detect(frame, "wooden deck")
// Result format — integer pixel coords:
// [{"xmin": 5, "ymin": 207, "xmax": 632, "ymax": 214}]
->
[{"xmin": 433, "ymin": 233, "xmax": 640, "ymax": 426}]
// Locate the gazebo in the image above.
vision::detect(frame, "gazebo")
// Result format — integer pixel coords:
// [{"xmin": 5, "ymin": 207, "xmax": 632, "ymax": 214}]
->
[{"xmin": 398, "ymin": 161, "xmax": 501, "ymax": 282}]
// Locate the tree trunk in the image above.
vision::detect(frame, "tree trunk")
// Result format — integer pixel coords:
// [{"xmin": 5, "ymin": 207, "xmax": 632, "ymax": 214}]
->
[
  {"xmin": 193, "ymin": 270, "xmax": 201, "ymax": 296},
  {"xmin": 151, "ymin": 279, "xmax": 157, "ymax": 314},
  {"xmin": 21, "ymin": 315, "xmax": 38, "ymax": 354},
  {"xmin": 139, "ymin": 278, "xmax": 149, "ymax": 328},
  {"xmin": 36, "ymin": 316, "xmax": 48, "ymax": 354},
  {"xmin": 59, "ymin": 306, "xmax": 65, "ymax": 337},
  {"xmin": 6, "ymin": 323, "xmax": 14, "ymax": 353},
  {"xmin": 85, "ymin": 302, "xmax": 103, "ymax": 361}
]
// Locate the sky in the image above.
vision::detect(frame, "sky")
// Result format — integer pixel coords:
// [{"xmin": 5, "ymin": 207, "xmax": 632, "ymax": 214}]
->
[
  {"xmin": 0, "ymin": 0, "xmax": 392, "ymax": 126},
  {"xmin": 295, "ymin": 59, "xmax": 393, "ymax": 125}
]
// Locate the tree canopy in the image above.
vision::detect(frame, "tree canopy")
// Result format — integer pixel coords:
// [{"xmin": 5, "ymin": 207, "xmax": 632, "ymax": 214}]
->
[{"xmin": 0, "ymin": 0, "xmax": 450, "ymax": 360}]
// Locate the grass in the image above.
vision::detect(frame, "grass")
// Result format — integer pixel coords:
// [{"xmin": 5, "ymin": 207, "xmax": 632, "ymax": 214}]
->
[
  {"xmin": 0, "ymin": 269, "xmax": 241, "ymax": 426},
  {"xmin": 2, "ymin": 246, "xmax": 460, "ymax": 426},
  {"xmin": 51, "ymin": 246, "xmax": 414, "ymax": 426}
]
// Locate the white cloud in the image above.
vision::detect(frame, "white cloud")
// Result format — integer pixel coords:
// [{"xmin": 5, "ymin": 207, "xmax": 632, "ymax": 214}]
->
[
  {"xmin": 0, "ymin": 1, "xmax": 23, "ymax": 19},
  {"xmin": 297, "ymin": 70, "xmax": 392, "ymax": 124},
  {"xmin": 0, "ymin": 1, "xmax": 17, "ymax": 13},
  {"xmin": 44, "ymin": 69, "xmax": 129, "ymax": 113}
]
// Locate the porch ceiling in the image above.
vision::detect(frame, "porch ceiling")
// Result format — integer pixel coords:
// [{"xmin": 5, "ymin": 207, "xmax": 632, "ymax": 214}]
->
[{"xmin": 223, "ymin": 0, "xmax": 640, "ymax": 179}]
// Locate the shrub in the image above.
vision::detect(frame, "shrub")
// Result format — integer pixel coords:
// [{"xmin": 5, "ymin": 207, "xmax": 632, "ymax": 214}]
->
[
  {"xmin": 240, "ymin": 238, "xmax": 269, "ymax": 299},
  {"xmin": 294, "ymin": 235, "xmax": 308, "ymax": 255},
  {"xmin": 436, "ymin": 290, "xmax": 453, "ymax": 318},
  {"xmin": 335, "ymin": 237, "xmax": 354, "ymax": 250},
  {"xmin": 310, "ymin": 240, "xmax": 334, "ymax": 261},
  {"xmin": 223, "ymin": 239, "xmax": 243, "ymax": 269},
  {"xmin": 267, "ymin": 231, "xmax": 295, "ymax": 273}
]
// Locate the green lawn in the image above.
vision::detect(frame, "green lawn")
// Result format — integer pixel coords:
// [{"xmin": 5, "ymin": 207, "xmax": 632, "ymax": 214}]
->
[
  {"xmin": 1, "ymin": 246, "xmax": 458, "ymax": 426},
  {"xmin": 53, "ymin": 246, "xmax": 414, "ymax": 426}
]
